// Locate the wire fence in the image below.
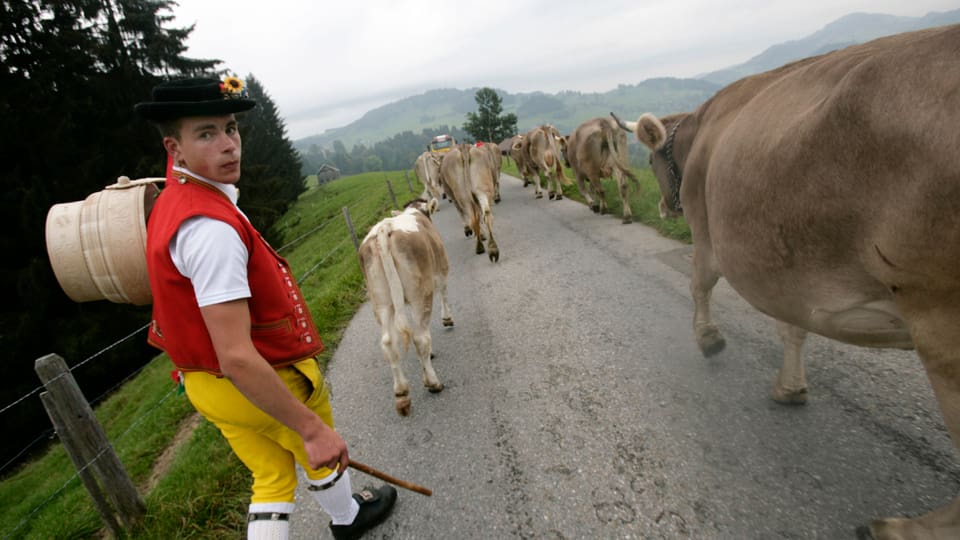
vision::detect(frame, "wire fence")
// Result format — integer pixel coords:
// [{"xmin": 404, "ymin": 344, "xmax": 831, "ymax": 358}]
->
[{"xmin": 1, "ymin": 176, "xmax": 409, "ymax": 536}]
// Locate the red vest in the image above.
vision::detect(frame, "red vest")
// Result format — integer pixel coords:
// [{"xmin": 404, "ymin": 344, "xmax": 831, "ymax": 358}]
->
[{"xmin": 146, "ymin": 170, "xmax": 323, "ymax": 375}]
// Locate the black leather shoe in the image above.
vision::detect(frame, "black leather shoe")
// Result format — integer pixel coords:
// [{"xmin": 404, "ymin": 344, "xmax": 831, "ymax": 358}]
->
[{"xmin": 329, "ymin": 485, "xmax": 398, "ymax": 540}]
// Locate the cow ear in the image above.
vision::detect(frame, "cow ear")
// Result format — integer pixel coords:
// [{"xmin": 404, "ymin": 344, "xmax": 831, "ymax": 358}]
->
[{"xmin": 635, "ymin": 113, "xmax": 666, "ymax": 150}]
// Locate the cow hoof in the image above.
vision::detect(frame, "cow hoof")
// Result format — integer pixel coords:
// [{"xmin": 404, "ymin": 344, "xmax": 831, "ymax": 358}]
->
[
  {"xmin": 494, "ymin": 196, "xmax": 501, "ymax": 204},
  {"xmin": 622, "ymin": 215, "xmax": 632, "ymax": 224},
  {"xmin": 442, "ymin": 317, "xmax": 454, "ymax": 327},
  {"xmin": 523, "ymin": 181, "xmax": 530, "ymax": 187},
  {"xmin": 489, "ymin": 249, "xmax": 500, "ymax": 262},
  {"xmin": 535, "ymin": 193, "xmax": 543, "ymax": 199},
  {"xmin": 464, "ymin": 226, "xmax": 473, "ymax": 237},
  {"xmin": 697, "ymin": 325, "xmax": 726, "ymax": 357},
  {"xmin": 591, "ymin": 204, "xmax": 600, "ymax": 213},
  {"xmin": 395, "ymin": 396, "xmax": 411, "ymax": 416},
  {"xmin": 476, "ymin": 244, "xmax": 486, "ymax": 255},
  {"xmin": 772, "ymin": 384, "xmax": 808, "ymax": 405},
  {"xmin": 555, "ymin": 194, "xmax": 563, "ymax": 200},
  {"xmin": 426, "ymin": 382, "xmax": 444, "ymax": 393},
  {"xmin": 548, "ymin": 192, "xmax": 556, "ymax": 200}
]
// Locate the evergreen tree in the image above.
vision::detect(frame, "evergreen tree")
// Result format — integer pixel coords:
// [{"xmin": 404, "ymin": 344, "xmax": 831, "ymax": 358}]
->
[
  {"xmin": 462, "ymin": 87, "xmax": 518, "ymax": 143},
  {"xmin": 0, "ymin": 0, "xmax": 217, "ymax": 471},
  {"xmin": 238, "ymin": 75, "xmax": 306, "ymax": 243}
]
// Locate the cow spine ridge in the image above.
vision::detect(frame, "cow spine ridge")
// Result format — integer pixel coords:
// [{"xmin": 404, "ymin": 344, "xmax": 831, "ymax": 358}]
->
[{"xmin": 376, "ymin": 223, "xmax": 412, "ymax": 350}]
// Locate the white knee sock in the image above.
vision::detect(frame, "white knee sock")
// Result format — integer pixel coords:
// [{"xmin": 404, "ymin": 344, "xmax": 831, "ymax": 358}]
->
[
  {"xmin": 307, "ymin": 469, "xmax": 360, "ymax": 525},
  {"xmin": 246, "ymin": 502, "xmax": 294, "ymax": 540}
]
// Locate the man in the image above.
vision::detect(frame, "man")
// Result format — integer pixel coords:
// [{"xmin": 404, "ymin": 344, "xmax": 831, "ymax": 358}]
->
[{"xmin": 135, "ymin": 76, "xmax": 396, "ymax": 540}]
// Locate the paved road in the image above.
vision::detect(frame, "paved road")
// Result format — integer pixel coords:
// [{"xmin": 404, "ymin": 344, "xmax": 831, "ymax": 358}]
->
[{"xmin": 291, "ymin": 174, "xmax": 958, "ymax": 539}]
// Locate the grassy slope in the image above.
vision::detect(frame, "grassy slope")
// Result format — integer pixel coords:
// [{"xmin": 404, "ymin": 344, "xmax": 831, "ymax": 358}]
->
[{"xmin": 0, "ymin": 165, "xmax": 686, "ymax": 538}]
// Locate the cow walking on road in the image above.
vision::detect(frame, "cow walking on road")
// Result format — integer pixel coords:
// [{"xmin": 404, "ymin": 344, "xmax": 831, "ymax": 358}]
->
[
  {"xmin": 615, "ymin": 24, "xmax": 960, "ymax": 539},
  {"xmin": 413, "ymin": 151, "xmax": 444, "ymax": 203},
  {"xmin": 524, "ymin": 125, "xmax": 571, "ymax": 200},
  {"xmin": 358, "ymin": 198, "xmax": 454, "ymax": 416},
  {"xmin": 440, "ymin": 144, "xmax": 501, "ymax": 262},
  {"xmin": 563, "ymin": 117, "xmax": 639, "ymax": 224}
]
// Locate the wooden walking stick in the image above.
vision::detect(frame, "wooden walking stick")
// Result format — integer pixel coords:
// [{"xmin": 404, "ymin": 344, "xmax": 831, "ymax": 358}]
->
[{"xmin": 349, "ymin": 459, "xmax": 432, "ymax": 496}]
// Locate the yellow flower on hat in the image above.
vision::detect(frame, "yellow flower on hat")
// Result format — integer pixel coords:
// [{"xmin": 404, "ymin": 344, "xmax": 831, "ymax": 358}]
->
[{"xmin": 221, "ymin": 76, "xmax": 247, "ymax": 99}]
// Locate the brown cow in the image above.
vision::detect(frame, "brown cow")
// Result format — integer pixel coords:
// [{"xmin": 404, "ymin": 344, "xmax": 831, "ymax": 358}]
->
[
  {"xmin": 413, "ymin": 150, "xmax": 444, "ymax": 202},
  {"xmin": 358, "ymin": 198, "xmax": 454, "ymax": 416},
  {"xmin": 439, "ymin": 143, "xmax": 500, "ymax": 262},
  {"xmin": 524, "ymin": 124, "xmax": 572, "ymax": 200},
  {"xmin": 510, "ymin": 133, "xmax": 536, "ymax": 188},
  {"xmin": 563, "ymin": 117, "xmax": 639, "ymax": 224},
  {"xmin": 477, "ymin": 141, "xmax": 502, "ymax": 203},
  {"xmin": 615, "ymin": 25, "xmax": 960, "ymax": 538}
]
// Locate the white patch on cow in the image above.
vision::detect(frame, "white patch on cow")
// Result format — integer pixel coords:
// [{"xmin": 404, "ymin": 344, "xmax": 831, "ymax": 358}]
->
[
  {"xmin": 362, "ymin": 208, "xmax": 420, "ymax": 243},
  {"xmin": 391, "ymin": 210, "xmax": 421, "ymax": 233}
]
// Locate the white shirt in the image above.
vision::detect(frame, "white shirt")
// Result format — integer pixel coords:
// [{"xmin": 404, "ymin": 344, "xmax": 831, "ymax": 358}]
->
[{"xmin": 168, "ymin": 166, "xmax": 251, "ymax": 307}]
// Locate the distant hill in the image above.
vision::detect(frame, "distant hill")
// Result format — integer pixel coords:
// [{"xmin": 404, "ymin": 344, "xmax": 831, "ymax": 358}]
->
[
  {"xmin": 699, "ymin": 9, "xmax": 960, "ymax": 86},
  {"xmin": 294, "ymin": 9, "xmax": 960, "ymax": 151},
  {"xmin": 293, "ymin": 78, "xmax": 720, "ymax": 151}
]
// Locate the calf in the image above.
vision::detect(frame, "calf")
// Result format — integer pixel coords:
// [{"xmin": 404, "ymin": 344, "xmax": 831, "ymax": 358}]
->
[{"xmin": 358, "ymin": 198, "xmax": 454, "ymax": 416}]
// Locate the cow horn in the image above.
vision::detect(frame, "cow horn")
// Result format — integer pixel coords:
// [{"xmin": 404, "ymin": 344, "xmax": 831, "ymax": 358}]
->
[{"xmin": 610, "ymin": 112, "xmax": 636, "ymax": 133}]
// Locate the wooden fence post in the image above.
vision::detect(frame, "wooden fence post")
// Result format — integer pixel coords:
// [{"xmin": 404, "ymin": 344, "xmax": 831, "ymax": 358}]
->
[
  {"xmin": 342, "ymin": 207, "xmax": 359, "ymax": 251},
  {"xmin": 404, "ymin": 171, "xmax": 415, "ymax": 193},
  {"xmin": 35, "ymin": 354, "xmax": 146, "ymax": 534},
  {"xmin": 385, "ymin": 179, "xmax": 398, "ymax": 209}
]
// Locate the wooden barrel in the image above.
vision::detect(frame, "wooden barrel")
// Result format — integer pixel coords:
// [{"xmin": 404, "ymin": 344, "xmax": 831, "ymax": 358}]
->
[{"xmin": 45, "ymin": 176, "xmax": 164, "ymax": 305}]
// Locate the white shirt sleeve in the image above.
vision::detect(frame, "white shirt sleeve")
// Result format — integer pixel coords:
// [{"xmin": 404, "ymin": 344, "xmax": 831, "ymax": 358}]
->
[{"xmin": 170, "ymin": 216, "xmax": 251, "ymax": 307}]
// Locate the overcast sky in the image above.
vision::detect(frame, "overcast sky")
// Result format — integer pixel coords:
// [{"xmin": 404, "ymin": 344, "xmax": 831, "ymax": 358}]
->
[{"xmin": 171, "ymin": 1, "xmax": 957, "ymax": 140}]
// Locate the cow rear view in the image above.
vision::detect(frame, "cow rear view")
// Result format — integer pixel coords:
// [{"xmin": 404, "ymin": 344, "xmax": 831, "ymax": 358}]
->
[{"xmin": 358, "ymin": 198, "xmax": 454, "ymax": 416}]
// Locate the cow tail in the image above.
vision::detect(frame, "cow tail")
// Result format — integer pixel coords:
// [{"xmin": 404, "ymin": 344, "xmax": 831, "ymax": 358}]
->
[
  {"xmin": 376, "ymin": 223, "xmax": 411, "ymax": 350},
  {"xmin": 604, "ymin": 121, "xmax": 640, "ymax": 188}
]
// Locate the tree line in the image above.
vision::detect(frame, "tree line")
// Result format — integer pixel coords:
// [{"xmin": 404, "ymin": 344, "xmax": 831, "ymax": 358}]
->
[{"xmin": 1, "ymin": 0, "xmax": 305, "ymax": 473}]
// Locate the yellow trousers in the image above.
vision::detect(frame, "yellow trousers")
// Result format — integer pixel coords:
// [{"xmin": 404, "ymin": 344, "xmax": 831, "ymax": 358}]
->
[{"xmin": 183, "ymin": 358, "xmax": 336, "ymax": 503}]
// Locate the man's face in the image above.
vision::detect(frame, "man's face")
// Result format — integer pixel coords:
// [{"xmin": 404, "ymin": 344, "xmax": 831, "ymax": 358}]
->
[{"xmin": 163, "ymin": 114, "xmax": 242, "ymax": 184}]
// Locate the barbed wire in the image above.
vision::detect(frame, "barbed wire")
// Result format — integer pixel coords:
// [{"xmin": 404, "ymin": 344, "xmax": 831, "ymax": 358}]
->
[
  {"xmin": 4, "ymin": 385, "xmax": 178, "ymax": 540},
  {"xmin": 2, "ymin": 186, "xmax": 402, "ymax": 534},
  {"xmin": 0, "ymin": 322, "xmax": 151, "ymax": 417}
]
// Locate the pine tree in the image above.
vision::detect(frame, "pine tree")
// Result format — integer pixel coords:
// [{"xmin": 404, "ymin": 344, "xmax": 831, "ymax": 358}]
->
[
  {"xmin": 0, "ymin": 0, "xmax": 218, "ymax": 471},
  {"xmin": 237, "ymin": 75, "xmax": 306, "ymax": 242},
  {"xmin": 462, "ymin": 87, "xmax": 518, "ymax": 143}
]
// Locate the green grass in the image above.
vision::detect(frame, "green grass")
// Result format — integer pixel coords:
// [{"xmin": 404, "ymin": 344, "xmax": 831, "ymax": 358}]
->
[
  {"xmin": 500, "ymin": 160, "xmax": 691, "ymax": 243},
  {"xmin": 0, "ymin": 170, "xmax": 424, "ymax": 539},
  {"xmin": 0, "ymin": 163, "xmax": 684, "ymax": 538}
]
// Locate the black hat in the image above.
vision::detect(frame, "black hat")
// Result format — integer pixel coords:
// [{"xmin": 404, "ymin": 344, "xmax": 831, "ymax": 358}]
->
[{"xmin": 135, "ymin": 76, "xmax": 256, "ymax": 122}]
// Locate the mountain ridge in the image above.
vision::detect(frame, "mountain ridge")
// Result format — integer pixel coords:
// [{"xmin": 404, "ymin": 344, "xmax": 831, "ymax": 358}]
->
[{"xmin": 293, "ymin": 9, "xmax": 960, "ymax": 151}]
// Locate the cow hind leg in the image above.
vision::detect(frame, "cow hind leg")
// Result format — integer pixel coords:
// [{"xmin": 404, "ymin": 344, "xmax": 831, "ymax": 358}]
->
[
  {"xmin": 534, "ymin": 171, "xmax": 544, "ymax": 199},
  {"xmin": 772, "ymin": 320, "xmax": 808, "ymax": 405},
  {"xmin": 691, "ymin": 245, "xmax": 726, "ymax": 356},
  {"xmin": 574, "ymin": 173, "xmax": 596, "ymax": 211},
  {"xmin": 377, "ymin": 310, "xmax": 411, "ymax": 416},
  {"xmin": 616, "ymin": 171, "xmax": 632, "ymax": 224},
  {"xmin": 476, "ymin": 195, "xmax": 499, "ymax": 262},
  {"xmin": 865, "ymin": 293, "xmax": 960, "ymax": 539},
  {"xmin": 411, "ymin": 295, "xmax": 443, "ymax": 393},
  {"xmin": 436, "ymin": 272, "xmax": 454, "ymax": 327},
  {"xmin": 592, "ymin": 179, "xmax": 608, "ymax": 214}
]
